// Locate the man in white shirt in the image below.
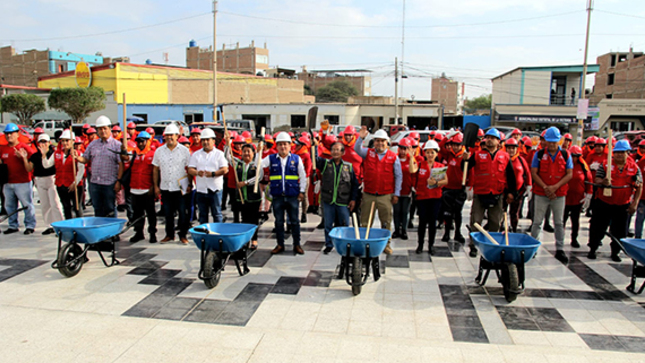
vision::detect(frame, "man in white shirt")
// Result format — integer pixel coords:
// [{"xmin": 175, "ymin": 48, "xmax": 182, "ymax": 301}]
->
[
  {"xmin": 261, "ymin": 132, "xmax": 307, "ymax": 255},
  {"xmin": 153, "ymin": 124, "xmax": 192, "ymax": 245},
  {"xmin": 188, "ymin": 128, "xmax": 228, "ymax": 224}
]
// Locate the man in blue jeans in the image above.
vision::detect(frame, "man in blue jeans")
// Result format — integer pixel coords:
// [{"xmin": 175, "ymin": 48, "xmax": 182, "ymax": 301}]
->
[
  {"xmin": 315, "ymin": 142, "xmax": 359, "ymax": 254},
  {"xmin": 75, "ymin": 116, "xmax": 124, "ymax": 219},
  {"xmin": 261, "ymin": 132, "xmax": 308, "ymax": 255}
]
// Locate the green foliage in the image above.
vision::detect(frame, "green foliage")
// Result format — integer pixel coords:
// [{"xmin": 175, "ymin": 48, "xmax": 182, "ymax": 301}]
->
[
  {"xmin": 48, "ymin": 87, "xmax": 106, "ymax": 123},
  {"xmin": 464, "ymin": 94, "xmax": 492, "ymax": 110},
  {"xmin": 0, "ymin": 93, "xmax": 46, "ymax": 125},
  {"xmin": 315, "ymin": 80, "xmax": 359, "ymax": 103},
  {"xmin": 304, "ymin": 84, "xmax": 315, "ymax": 96}
]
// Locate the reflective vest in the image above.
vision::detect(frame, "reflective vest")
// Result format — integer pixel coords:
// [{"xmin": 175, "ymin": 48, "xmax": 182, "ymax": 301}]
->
[
  {"xmin": 236, "ymin": 162, "xmax": 262, "ymax": 202},
  {"xmin": 342, "ymin": 146, "xmax": 363, "ymax": 182},
  {"xmin": 54, "ymin": 150, "xmax": 77, "ymax": 187},
  {"xmin": 415, "ymin": 161, "xmax": 444, "ymax": 200},
  {"xmin": 130, "ymin": 149, "xmax": 155, "ymax": 191},
  {"xmin": 599, "ymin": 158, "xmax": 638, "ymax": 205},
  {"xmin": 585, "ymin": 152, "xmax": 607, "ymax": 179},
  {"xmin": 510, "ymin": 155, "xmax": 531, "ymax": 191},
  {"xmin": 399, "ymin": 157, "xmax": 414, "ymax": 196},
  {"xmin": 363, "ymin": 149, "xmax": 397, "ymax": 195},
  {"xmin": 444, "ymin": 152, "xmax": 464, "ymax": 190},
  {"xmin": 638, "ymin": 158, "xmax": 645, "ymax": 201},
  {"xmin": 269, "ymin": 153, "xmax": 301, "ymax": 197},
  {"xmin": 472, "ymin": 150, "xmax": 510, "ymax": 195},
  {"xmin": 566, "ymin": 160, "xmax": 592, "ymax": 206},
  {"xmin": 321, "ymin": 160, "xmax": 353, "ymax": 206},
  {"xmin": 533, "ymin": 149, "xmax": 569, "ymax": 197}
]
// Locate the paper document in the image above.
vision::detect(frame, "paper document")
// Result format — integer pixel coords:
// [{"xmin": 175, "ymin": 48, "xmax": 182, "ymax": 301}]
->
[
  {"xmin": 428, "ymin": 166, "xmax": 447, "ymax": 189},
  {"xmin": 178, "ymin": 176, "xmax": 190, "ymax": 195}
]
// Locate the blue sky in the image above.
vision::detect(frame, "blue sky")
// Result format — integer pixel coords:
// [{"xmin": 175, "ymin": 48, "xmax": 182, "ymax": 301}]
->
[{"xmin": 1, "ymin": 0, "xmax": 644, "ymax": 99}]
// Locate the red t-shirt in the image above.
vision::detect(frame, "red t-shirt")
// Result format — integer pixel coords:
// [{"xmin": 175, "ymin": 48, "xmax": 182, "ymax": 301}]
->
[{"xmin": 0, "ymin": 142, "xmax": 34, "ymax": 183}]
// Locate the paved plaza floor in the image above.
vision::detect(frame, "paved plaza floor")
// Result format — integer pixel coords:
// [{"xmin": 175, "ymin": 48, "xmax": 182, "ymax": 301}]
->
[{"xmin": 3, "ymin": 199, "xmax": 645, "ymax": 362}]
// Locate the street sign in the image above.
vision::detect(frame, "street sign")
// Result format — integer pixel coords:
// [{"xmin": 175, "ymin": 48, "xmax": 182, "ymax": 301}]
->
[
  {"xmin": 577, "ymin": 99, "xmax": 589, "ymax": 120},
  {"xmin": 75, "ymin": 61, "xmax": 92, "ymax": 88}
]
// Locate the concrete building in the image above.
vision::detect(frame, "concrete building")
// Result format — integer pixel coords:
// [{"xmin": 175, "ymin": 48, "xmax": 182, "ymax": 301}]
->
[
  {"xmin": 590, "ymin": 50, "xmax": 645, "ymax": 105},
  {"xmin": 0, "ymin": 45, "xmax": 104, "ymax": 87},
  {"xmin": 298, "ymin": 67, "xmax": 372, "ymax": 97},
  {"xmin": 186, "ymin": 40, "xmax": 269, "ymax": 76},
  {"xmin": 491, "ymin": 64, "xmax": 599, "ymax": 141},
  {"xmin": 431, "ymin": 75, "xmax": 463, "ymax": 115}
]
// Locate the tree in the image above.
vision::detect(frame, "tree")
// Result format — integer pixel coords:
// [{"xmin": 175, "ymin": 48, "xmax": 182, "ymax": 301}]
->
[
  {"xmin": 464, "ymin": 94, "xmax": 492, "ymax": 110},
  {"xmin": 304, "ymin": 84, "xmax": 314, "ymax": 96},
  {"xmin": 316, "ymin": 80, "xmax": 359, "ymax": 103},
  {"xmin": 48, "ymin": 87, "xmax": 106, "ymax": 123},
  {"xmin": 0, "ymin": 93, "xmax": 46, "ymax": 125}
]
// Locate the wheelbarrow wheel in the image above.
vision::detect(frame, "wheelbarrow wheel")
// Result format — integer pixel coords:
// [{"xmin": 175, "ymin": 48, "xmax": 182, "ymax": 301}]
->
[
  {"xmin": 57, "ymin": 242, "xmax": 84, "ymax": 278},
  {"xmin": 351, "ymin": 257, "xmax": 363, "ymax": 295},
  {"xmin": 503, "ymin": 263, "xmax": 520, "ymax": 302},
  {"xmin": 203, "ymin": 251, "xmax": 223, "ymax": 289}
]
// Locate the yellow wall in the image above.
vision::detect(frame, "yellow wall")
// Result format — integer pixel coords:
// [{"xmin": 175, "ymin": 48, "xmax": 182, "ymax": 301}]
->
[
  {"xmin": 39, "ymin": 68, "xmax": 118, "ymax": 99},
  {"xmin": 115, "ymin": 63, "xmax": 168, "ymax": 104}
]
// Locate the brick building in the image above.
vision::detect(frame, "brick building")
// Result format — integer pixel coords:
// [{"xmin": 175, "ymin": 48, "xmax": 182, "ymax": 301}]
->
[
  {"xmin": 431, "ymin": 75, "xmax": 462, "ymax": 115},
  {"xmin": 297, "ymin": 67, "xmax": 371, "ymax": 97},
  {"xmin": 590, "ymin": 50, "xmax": 645, "ymax": 104},
  {"xmin": 0, "ymin": 45, "xmax": 104, "ymax": 87},
  {"xmin": 186, "ymin": 40, "xmax": 269, "ymax": 76}
]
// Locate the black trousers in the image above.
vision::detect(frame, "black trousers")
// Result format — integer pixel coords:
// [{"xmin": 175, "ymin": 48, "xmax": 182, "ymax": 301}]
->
[
  {"xmin": 563, "ymin": 204, "xmax": 582, "ymax": 241},
  {"xmin": 442, "ymin": 188, "xmax": 467, "ymax": 235},
  {"xmin": 589, "ymin": 199, "xmax": 628, "ymax": 255},
  {"xmin": 417, "ymin": 198, "xmax": 442, "ymax": 248},
  {"xmin": 161, "ymin": 190, "xmax": 188, "ymax": 239},
  {"xmin": 57, "ymin": 185, "xmax": 83, "ymax": 219},
  {"xmin": 241, "ymin": 200, "xmax": 261, "ymax": 241},
  {"xmin": 131, "ymin": 192, "xmax": 157, "ymax": 236}
]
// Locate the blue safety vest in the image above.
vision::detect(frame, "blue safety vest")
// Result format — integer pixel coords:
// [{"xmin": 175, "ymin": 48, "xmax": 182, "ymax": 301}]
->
[{"xmin": 269, "ymin": 153, "xmax": 300, "ymax": 197}]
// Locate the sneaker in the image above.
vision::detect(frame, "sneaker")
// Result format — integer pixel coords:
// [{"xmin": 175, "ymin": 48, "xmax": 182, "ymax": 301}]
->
[
  {"xmin": 571, "ymin": 239, "xmax": 580, "ymax": 248},
  {"xmin": 555, "ymin": 250, "xmax": 569, "ymax": 264},
  {"xmin": 323, "ymin": 246, "xmax": 333, "ymax": 254},
  {"xmin": 3, "ymin": 228, "xmax": 19, "ymax": 235},
  {"xmin": 469, "ymin": 247, "xmax": 478, "ymax": 258},
  {"xmin": 129, "ymin": 234, "xmax": 145, "ymax": 243},
  {"xmin": 42, "ymin": 228, "xmax": 55, "ymax": 235},
  {"xmin": 24, "ymin": 228, "xmax": 34, "ymax": 235},
  {"xmin": 543, "ymin": 224, "xmax": 555, "ymax": 233}
]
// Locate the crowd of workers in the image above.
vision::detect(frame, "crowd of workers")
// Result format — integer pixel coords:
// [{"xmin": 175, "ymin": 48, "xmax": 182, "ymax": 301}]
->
[{"xmin": 0, "ymin": 117, "xmax": 642, "ymax": 263}]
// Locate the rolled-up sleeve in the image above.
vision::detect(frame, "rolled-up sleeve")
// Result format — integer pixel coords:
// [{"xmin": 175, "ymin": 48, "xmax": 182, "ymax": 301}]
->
[{"xmin": 354, "ymin": 137, "xmax": 368, "ymax": 158}]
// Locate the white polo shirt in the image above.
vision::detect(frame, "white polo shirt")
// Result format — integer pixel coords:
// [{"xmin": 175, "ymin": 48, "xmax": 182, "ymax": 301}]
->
[
  {"xmin": 189, "ymin": 147, "xmax": 228, "ymax": 193},
  {"xmin": 152, "ymin": 143, "xmax": 190, "ymax": 192}
]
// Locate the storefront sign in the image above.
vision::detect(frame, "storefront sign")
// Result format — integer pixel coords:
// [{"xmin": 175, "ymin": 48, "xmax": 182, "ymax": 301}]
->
[
  {"xmin": 75, "ymin": 61, "xmax": 92, "ymax": 88},
  {"xmin": 498, "ymin": 114, "xmax": 577, "ymax": 123},
  {"xmin": 586, "ymin": 107, "xmax": 600, "ymax": 130}
]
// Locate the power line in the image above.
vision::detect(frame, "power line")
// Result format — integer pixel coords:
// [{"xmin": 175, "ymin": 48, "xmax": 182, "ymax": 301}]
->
[
  {"xmin": 216, "ymin": 33, "xmax": 645, "ymax": 40},
  {"xmin": 596, "ymin": 9, "xmax": 645, "ymax": 20}
]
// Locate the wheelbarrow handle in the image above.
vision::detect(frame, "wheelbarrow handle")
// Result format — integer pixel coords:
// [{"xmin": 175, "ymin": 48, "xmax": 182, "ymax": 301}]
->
[
  {"xmin": 0, "ymin": 206, "xmax": 28, "ymax": 223},
  {"xmin": 117, "ymin": 214, "xmax": 148, "ymax": 236}
]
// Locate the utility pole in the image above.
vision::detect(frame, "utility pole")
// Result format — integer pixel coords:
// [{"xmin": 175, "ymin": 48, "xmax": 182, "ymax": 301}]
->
[
  {"xmin": 212, "ymin": 0, "xmax": 218, "ymax": 121},
  {"xmin": 394, "ymin": 57, "xmax": 399, "ymax": 125},
  {"xmin": 577, "ymin": 0, "xmax": 593, "ymax": 146}
]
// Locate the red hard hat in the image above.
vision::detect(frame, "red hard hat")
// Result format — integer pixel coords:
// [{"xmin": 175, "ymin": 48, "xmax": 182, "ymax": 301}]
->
[
  {"xmin": 540, "ymin": 130, "xmax": 547, "ymax": 138},
  {"xmin": 34, "ymin": 127, "xmax": 44, "ymax": 133},
  {"xmin": 521, "ymin": 136, "xmax": 531, "ymax": 144},
  {"xmin": 586, "ymin": 136, "xmax": 596, "ymax": 144},
  {"xmin": 146, "ymin": 127, "xmax": 155, "ymax": 134},
  {"xmin": 191, "ymin": 128, "xmax": 201, "ymax": 134},
  {"xmin": 74, "ymin": 137, "xmax": 83, "ymax": 144},
  {"xmin": 288, "ymin": 132, "xmax": 295, "ymax": 137},
  {"xmin": 338, "ymin": 131, "xmax": 345, "ymax": 138},
  {"xmin": 264, "ymin": 134, "xmax": 274, "ymax": 143},
  {"xmin": 570, "ymin": 145, "xmax": 583, "ymax": 155},
  {"xmin": 409, "ymin": 131, "xmax": 420, "ymax": 140},
  {"xmin": 449, "ymin": 133, "xmax": 463, "ymax": 144},
  {"xmin": 398, "ymin": 137, "xmax": 412, "ymax": 148},
  {"xmin": 242, "ymin": 131, "xmax": 252, "ymax": 139},
  {"xmin": 297, "ymin": 135, "xmax": 311, "ymax": 148},
  {"xmin": 524, "ymin": 137, "xmax": 533, "ymax": 147},
  {"xmin": 112, "ymin": 125, "xmax": 121, "ymax": 132},
  {"xmin": 511, "ymin": 128, "xmax": 522, "ymax": 136},
  {"xmin": 301, "ymin": 132, "xmax": 311, "ymax": 139},
  {"xmin": 87, "ymin": 127, "xmax": 96, "ymax": 134},
  {"xmin": 595, "ymin": 138, "xmax": 607, "ymax": 145},
  {"xmin": 499, "ymin": 132, "xmax": 506, "ymax": 141},
  {"xmin": 229, "ymin": 131, "xmax": 238, "ymax": 139},
  {"xmin": 564, "ymin": 133, "xmax": 573, "ymax": 140},
  {"xmin": 233, "ymin": 135, "xmax": 246, "ymax": 143},
  {"xmin": 477, "ymin": 129, "xmax": 485, "ymax": 137},
  {"xmin": 344, "ymin": 125, "xmax": 356, "ymax": 135},
  {"xmin": 639, "ymin": 139, "xmax": 645, "ymax": 147},
  {"xmin": 434, "ymin": 133, "xmax": 445, "ymax": 142},
  {"xmin": 505, "ymin": 138, "xmax": 518, "ymax": 146},
  {"xmin": 612, "ymin": 137, "xmax": 617, "ymax": 146},
  {"xmin": 83, "ymin": 124, "xmax": 90, "ymax": 129},
  {"xmin": 178, "ymin": 136, "xmax": 190, "ymax": 143},
  {"xmin": 313, "ymin": 131, "xmax": 319, "ymax": 139},
  {"xmin": 273, "ymin": 132, "xmax": 280, "ymax": 139},
  {"xmin": 322, "ymin": 134, "xmax": 336, "ymax": 149},
  {"xmin": 409, "ymin": 137, "xmax": 419, "ymax": 147},
  {"xmin": 127, "ymin": 122, "xmax": 136, "ymax": 129}
]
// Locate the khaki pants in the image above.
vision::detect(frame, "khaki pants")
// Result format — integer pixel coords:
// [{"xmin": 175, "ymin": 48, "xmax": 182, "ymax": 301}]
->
[
  {"xmin": 469, "ymin": 194, "xmax": 503, "ymax": 247},
  {"xmin": 361, "ymin": 193, "xmax": 393, "ymax": 231},
  {"xmin": 34, "ymin": 175, "xmax": 63, "ymax": 226}
]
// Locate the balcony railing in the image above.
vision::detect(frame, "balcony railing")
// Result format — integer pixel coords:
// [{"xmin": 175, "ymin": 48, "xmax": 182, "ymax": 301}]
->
[{"xmin": 550, "ymin": 94, "xmax": 578, "ymax": 106}]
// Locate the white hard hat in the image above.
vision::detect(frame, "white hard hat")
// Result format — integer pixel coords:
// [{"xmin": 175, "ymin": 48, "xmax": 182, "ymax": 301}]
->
[
  {"xmin": 201, "ymin": 128, "xmax": 215, "ymax": 139},
  {"xmin": 424, "ymin": 140, "xmax": 440, "ymax": 150},
  {"xmin": 373, "ymin": 129, "xmax": 390, "ymax": 141},
  {"xmin": 163, "ymin": 124, "xmax": 180, "ymax": 135},
  {"xmin": 38, "ymin": 134, "xmax": 51, "ymax": 142},
  {"xmin": 95, "ymin": 115, "xmax": 111, "ymax": 128},
  {"xmin": 59, "ymin": 130, "xmax": 74, "ymax": 140},
  {"xmin": 275, "ymin": 132, "xmax": 291, "ymax": 143}
]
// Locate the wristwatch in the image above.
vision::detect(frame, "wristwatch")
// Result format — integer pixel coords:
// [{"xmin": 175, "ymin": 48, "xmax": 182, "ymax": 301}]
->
[{"xmin": 211, "ymin": 171, "xmax": 216, "ymax": 177}]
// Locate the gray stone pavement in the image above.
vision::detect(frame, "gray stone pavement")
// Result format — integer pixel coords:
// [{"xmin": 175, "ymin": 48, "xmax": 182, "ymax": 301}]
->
[{"xmin": 2, "ymin": 198, "xmax": 645, "ymax": 362}]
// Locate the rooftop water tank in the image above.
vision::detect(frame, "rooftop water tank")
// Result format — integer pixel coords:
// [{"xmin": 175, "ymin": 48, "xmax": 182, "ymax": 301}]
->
[
  {"xmin": 145, "ymin": 59, "xmax": 152, "ymax": 65},
  {"xmin": 189, "ymin": 39, "xmax": 197, "ymax": 48}
]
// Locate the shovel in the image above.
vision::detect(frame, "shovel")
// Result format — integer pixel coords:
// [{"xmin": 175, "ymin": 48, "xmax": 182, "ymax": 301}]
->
[{"xmin": 461, "ymin": 123, "xmax": 480, "ymax": 186}]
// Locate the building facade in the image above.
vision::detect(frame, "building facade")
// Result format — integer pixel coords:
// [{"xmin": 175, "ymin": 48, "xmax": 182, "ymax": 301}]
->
[
  {"xmin": 431, "ymin": 76, "xmax": 462, "ymax": 115},
  {"xmin": 186, "ymin": 40, "xmax": 269, "ymax": 76},
  {"xmin": 297, "ymin": 67, "xmax": 372, "ymax": 97},
  {"xmin": 590, "ymin": 50, "xmax": 645, "ymax": 105}
]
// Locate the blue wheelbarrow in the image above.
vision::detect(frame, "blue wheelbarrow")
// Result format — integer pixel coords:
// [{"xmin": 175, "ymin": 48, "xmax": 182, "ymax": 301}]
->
[
  {"xmin": 189, "ymin": 223, "xmax": 258, "ymax": 289},
  {"xmin": 470, "ymin": 231, "xmax": 541, "ymax": 302},
  {"xmin": 329, "ymin": 227, "xmax": 390, "ymax": 295},
  {"xmin": 51, "ymin": 217, "xmax": 132, "ymax": 277},
  {"xmin": 617, "ymin": 238, "xmax": 645, "ymax": 294}
]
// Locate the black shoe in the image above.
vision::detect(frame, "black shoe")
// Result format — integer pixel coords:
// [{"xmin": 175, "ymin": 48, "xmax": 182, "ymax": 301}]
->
[
  {"xmin": 316, "ymin": 222, "xmax": 324, "ymax": 229},
  {"xmin": 42, "ymin": 228, "xmax": 55, "ymax": 235},
  {"xmin": 301, "ymin": 214, "xmax": 307, "ymax": 223},
  {"xmin": 392, "ymin": 230, "xmax": 401, "ymax": 239},
  {"xmin": 129, "ymin": 234, "xmax": 145, "ymax": 243},
  {"xmin": 587, "ymin": 250, "xmax": 597, "ymax": 259},
  {"xmin": 628, "ymin": 232, "xmax": 635, "ymax": 238},
  {"xmin": 429, "ymin": 246, "xmax": 436, "ymax": 255},
  {"xmin": 408, "ymin": 221, "xmax": 414, "ymax": 229},
  {"xmin": 401, "ymin": 232, "xmax": 408, "ymax": 240},
  {"xmin": 454, "ymin": 234, "xmax": 465, "ymax": 244},
  {"xmin": 555, "ymin": 250, "xmax": 569, "ymax": 264},
  {"xmin": 323, "ymin": 246, "xmax": 333, "ymax": 254},
  {"xmin": 571, "ymin": 239, "xmax": 580, "ymax": 248},
  {"xmin": 23, "ymin": 228, "xmax": 34, "ymax": 235},
  {"xmin": 441, "ymin": 233, "xmax": 450, "ymax": 242},
  {"xmin": 306, "ymin": 206, "xmax": 315, "ymax": 214},
  {"xmin": 611, "ymin": 254, "xmax": 622, "ymax": 262},
  {"xmin": 415, "ymin": 245, "xmax": 423, "ymax": 254},
  {"xmin": 543, "ymin": 224, "xmax": 555, "ymax": 233},
  {"xmin": 149, "ymin": 235, "xmax": 157, "ymax": 243},
  {"xmin": 469, "ymin": 247, "xmax": 478, "ymax": 258}
]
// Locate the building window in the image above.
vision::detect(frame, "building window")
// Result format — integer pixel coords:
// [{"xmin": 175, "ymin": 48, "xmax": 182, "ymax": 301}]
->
[
  {"xmin": 256, "ymin": 54, "xmax": 268, "ymax": 64},
  {"xmin": 324, "ymin": 115, "xmax": 340, "ymax": 125},
  {"xmin": 58, "ymin": 64, "xmax": 64, "ymax": 73},
  {"xmin": 291, "ymin": 115, "xmax": 306, "ymax": 128},
  {"xmin": 607, "ymin": 73, "xmax": 615, "ymax": 85},
  {"xmin": 606, "ymin": 94, "xmax": 613, "ymax": 99},
  {"xmin": 610, "ymin": 54, "xmax": 617, "ymax": 67},
  {"xmin": 611, "ymin": 121, "xmax": 634, "ymax": 132},
  {"xmin": 132, "ymin": 113, "xmax": 148, "ymax": 123},
  {"xmin": 183, "ymin": 113, "xmax": 204, "ymax": 124}
]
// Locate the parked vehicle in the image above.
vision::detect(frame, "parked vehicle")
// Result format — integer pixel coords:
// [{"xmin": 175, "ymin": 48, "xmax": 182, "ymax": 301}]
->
[
  {"xmin": 32, "ymin": 120, "xmax": 70, "ymax": 139},
  {"xmin": 390, "ymin": 130, "xmax": 449, "ymax": 152},
  {"xmin": 152, "ymin": 120, "xmax": 190, "ymax": 137},
  {"xmin": 225, "ymin": 119, "xmax": 256, "ymax": 139}
]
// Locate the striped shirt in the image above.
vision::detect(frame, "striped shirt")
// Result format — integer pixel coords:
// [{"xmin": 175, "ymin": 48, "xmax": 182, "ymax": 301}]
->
[{"xmin": 83, "ymin": 137, "xmax": 122, "ymax": 185}]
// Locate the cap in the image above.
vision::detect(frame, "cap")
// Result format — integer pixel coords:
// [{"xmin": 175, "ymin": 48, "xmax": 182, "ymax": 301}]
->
[{"xmin": 38, "ymin": 134, "xmax": 51, "ymax": 142}]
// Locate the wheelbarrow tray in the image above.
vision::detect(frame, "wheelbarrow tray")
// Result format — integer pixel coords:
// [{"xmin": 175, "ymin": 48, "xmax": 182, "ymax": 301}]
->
[
  {"xmin": 470, "ymin": 232, "xmax": 541, "ymax": 265},
  {"xmin": 189, "ymin": 223, "xmax": 258, "ymax": 252},
  {"xmin": 51, "ymin": 217, "xmax": 128, "ymax": 244},
  {"xmin": 620, "ymin": 239, "xmax": 645, "ymax": 265},
  {"xmin": 330, "ymin": 227, "xmax": 390, "ymax": 258}
]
